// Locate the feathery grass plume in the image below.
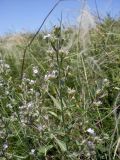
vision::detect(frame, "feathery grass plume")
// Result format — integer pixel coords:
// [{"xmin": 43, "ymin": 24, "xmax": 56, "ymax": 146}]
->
[
  {"xmin": 62, "ymin": 0, "xmax": 96, "ymax": 53},
  {"xmin": 77, "ymin": 0, "xmax": 96, "ymax": 49}
]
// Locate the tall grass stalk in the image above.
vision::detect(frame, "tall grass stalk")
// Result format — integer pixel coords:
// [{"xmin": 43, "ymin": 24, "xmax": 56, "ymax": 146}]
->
[{"xmin": 20, "ymin": 0, "xmax": 63, "ymax": 81}]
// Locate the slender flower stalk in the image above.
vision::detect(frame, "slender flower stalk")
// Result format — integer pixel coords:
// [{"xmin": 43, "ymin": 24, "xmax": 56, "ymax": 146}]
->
[{"xmin": 20, "ymin": 0, "xmax": 63, "ymax": 81}]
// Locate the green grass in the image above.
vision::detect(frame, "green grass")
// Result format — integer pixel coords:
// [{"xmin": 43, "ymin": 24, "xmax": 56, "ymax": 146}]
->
[{"xmin": 0, "ymin": 16, "xmax": 120, "ymax": 160}]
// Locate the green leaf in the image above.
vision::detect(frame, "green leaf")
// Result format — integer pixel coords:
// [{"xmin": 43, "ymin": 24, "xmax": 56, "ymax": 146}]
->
[
  {"xmin": 38, "ymin": 145, "xmax": 53, "ymax": 156},
  {"xmin": 51, "ymin": 134, "xmax": 67, "ymax": 152},
  {"xmin": 55, "ymin": 138, "xmax": 67, "ymax": 152},
  {"xmin": 48, "ymin": 111, "xmax": 61, "ymax": 120},
  {"xmin": 48, "ymin": 94, "xmax": 61, "ymax": 111}
]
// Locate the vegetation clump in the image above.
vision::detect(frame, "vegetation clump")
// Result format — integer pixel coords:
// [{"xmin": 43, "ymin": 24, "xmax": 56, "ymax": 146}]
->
[{"xmin": 0, "ymin": 16, "xmax": 120, "ymax": 160}]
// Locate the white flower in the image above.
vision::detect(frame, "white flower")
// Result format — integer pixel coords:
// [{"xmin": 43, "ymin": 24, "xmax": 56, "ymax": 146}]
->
[
  {"xmin": 103, "ymin": 78, "xmax": 109, "ymax": 86},
  {"xmin": 68, "ymin": 88, "xmax": 76, "ymax": 95},
  {"xmin": 29, "ymin": 80, "xmax": 36, "ymax": 85},
  {"xmin": 37, "ymin": 125, "xmax": 43, "ymax": 131},
  {"xmin": 52, "ymin": 70, "xmax": 58, "ymax": 77},
  {"xmin": 93, "ymin": 101, "xmax": 102, "ymax": 106},
  {"xmin": 44, "ymin": 74, "xmax": 49, "ymax": 81},
  {"xmin": 44, "ymin": 70, "xmax": 58, "ymax": 81},
  {"xmin": 33, "ymin": 67, "xmax": 38, "ymax": 74},
  {"xmin": 30, "ymin": 149, "xmax": 35, "ymax": 155},
  {"xmin": 35, "ymin": 92, "xmax": 40, "ymax": 97},
  {"xmin": 6, "ymin": 104, "xmax": 13, "ymax": 109},
  {"xmin": 30, "ymin": 88, "xmax": 34, "ymax": 92},
  {"xmin": 87, "ymin": 141, "xmax": 95, "ymax": 149},
  {"xmin": 3, "ymin": 143, "xmax": 8, "ymax": 150},
  {"xmin": 5, "ymin": 91, "xmax": 9, "ymax": 95},
  {"xmin": 19, "ymin": 105, "xmax": 26, "ymax": 110},
  {"xmin": 103, "ymin": 78, "xmax": 108, "ymax": 83},
  {"xmin": 96, "ymin": 89, "xmax": 101, "ymax": 95},
  {"xmin": 87, "ymin": 128, "xmax": 95, "ymax": 135},
  {"xmin": 43, "ymin": 34, "xmax": 51, "ymax": 40},
  {"xmin": 37, "ymin": 125, "xmax": 45, "ymax": 132},
  {"xmin": 27, "ymin": 102, "xmax": 33, "ymax": 108},
  {"xmin": 4, "ymin": 64, "xmax": 10, "ymax": 69}
]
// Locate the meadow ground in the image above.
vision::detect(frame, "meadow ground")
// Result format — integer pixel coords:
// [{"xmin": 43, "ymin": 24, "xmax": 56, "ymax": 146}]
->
[{"xmin": 0, "ymin": 16, "xmax": 120, "ymax": 159}]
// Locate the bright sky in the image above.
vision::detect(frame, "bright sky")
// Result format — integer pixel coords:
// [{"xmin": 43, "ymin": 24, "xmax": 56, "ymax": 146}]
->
[{"xmin": 0, "ymin": 0, "xmax": 120, "ymax": 35}]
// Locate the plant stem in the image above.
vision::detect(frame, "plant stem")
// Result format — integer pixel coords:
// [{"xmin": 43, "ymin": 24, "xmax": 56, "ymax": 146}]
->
[
  {"xmin": 20, "ymin": 0, "xmax": 62, "ymax": 81},
  {"xmin": 56, "ymin": 50, "xmax": 65, "ymax": 130}
]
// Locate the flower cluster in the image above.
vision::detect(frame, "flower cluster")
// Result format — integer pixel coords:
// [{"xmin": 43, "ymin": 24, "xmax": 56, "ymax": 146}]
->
[{"xmin": 44, "ymin": 70, "xmax": 58, "ymax": 81}]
